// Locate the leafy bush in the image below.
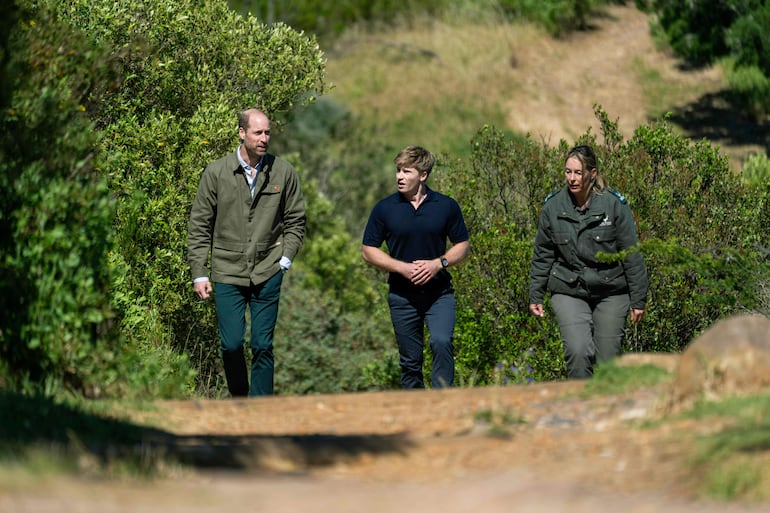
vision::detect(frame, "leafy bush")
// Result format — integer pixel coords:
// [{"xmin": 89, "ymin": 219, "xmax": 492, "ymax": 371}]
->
[
  {"xmin": 726, "ymin": 1, "xmax": 770, "ymax": 75},
  {"xmin": 1, "ymin": 0, "xmax": 326, "ymax": 398},
  {"xmin": 274, "ymin": 96, "xmax": 394, "ymax": 235},
  {"xmin": 0, "ymin": 1, "xmax": 120, "ymax": 395},
  {"xmin": 650, "ymin": 0, "xmax": 770, "ymax": 119},
  {"xmin": 741, "ymin": 151, "xmax": 770, "ymax": 187},
  {"xmin": 271, "ymin": 157, "xmax": 397, "ymax": 395},
  {"xmin": 58, "ymin": 0, "xmax": 327, "ymax": 397}
]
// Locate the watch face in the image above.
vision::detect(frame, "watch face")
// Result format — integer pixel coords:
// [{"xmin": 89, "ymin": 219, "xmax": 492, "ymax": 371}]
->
[{"xmin": 441, "ymin": 258, "xmax": 449, "ymax": 268}]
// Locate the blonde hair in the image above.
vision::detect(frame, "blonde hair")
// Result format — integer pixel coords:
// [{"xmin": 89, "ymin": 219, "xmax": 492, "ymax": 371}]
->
[{"xmin": 394, "ymin": 145, "xmax": 435, "ymax": 175}]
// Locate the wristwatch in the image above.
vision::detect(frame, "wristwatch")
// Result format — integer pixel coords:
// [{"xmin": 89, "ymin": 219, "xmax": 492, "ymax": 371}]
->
[{"xmin": 440, "ymin": 257, "xmax": 449, "ymax": 269}]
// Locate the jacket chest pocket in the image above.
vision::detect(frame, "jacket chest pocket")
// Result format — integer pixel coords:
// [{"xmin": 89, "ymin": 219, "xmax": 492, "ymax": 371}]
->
[
  {"xmin": 586, "ymin": 226, "xmax": 617, "ymax": 252},
  {"xmin": 553, "ymin": 231, "xmax": 576, "ymax": 260},
  {"xmin": 255, "ymin": 188, "xmax": 281, "ymax": 209}
]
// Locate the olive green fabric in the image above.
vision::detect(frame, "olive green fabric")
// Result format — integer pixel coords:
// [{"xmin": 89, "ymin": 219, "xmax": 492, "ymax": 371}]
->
[{"xmin": 529, "ymin": 187, "xmax": 648, "ymax": 309}]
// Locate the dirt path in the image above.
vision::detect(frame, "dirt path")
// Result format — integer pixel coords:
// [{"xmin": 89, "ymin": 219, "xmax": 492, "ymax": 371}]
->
[
  {"xmin": 3, "ymin": 358, "xmax": 768, "ymax": 512},
  {"xmin": 506, "ymin": 5, "xmax": 722, "ymax": 143},
  {"xmin": 505, "ymin": 4, "xmax": 766, "ymax": 168}
]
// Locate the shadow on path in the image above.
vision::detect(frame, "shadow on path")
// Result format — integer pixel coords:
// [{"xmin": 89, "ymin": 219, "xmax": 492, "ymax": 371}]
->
[
  {"xmin": 667, "ymin": 90, "xmax": 770, "ymax": 154},
  {"xmin": 0, "ymin": 390, "xmax": 412, "ymax": 473}
]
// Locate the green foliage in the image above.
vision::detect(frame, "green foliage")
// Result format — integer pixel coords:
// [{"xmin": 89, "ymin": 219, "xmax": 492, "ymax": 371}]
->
[
  {"xmin": 726, "ymin": 1, "xmax": 770, "ymax": 74},
  {"xmin": 496, "ymin": 0, "xmax": 602, "ymax": 36},
  {"xmin": 275, "ymin": 279, "xmax": 396, "ymax": 394},
  {"xmin": 725, "ymin": 61, "xmax": 770, "ymax": 119},
  {"xmin": 275, "ymin": 97, "xmax": 394, "ymax": 235},
  {"xmin": 652, "ymin": 0, "xmax": 735, "ymax": 65},
  {"xmin": 451, "ymin": 228, "xmax": 565, "ymax": 384},
  {"xmin": 1, "ymin": 0, "xmax": 327, "ymax": 398},
  {"xmin": 270, "ymin": 157, "xmax": 398, "ymax": 394},
  {"xmin": 0, "ymin": 1, "xmax": 120, "ymax": 396},
  {"xmin": 741, "ymin": 151, "xmax": 770, "ymax": 187},
  {"xmin": 237, "ymin": 0, "xmax": 447, "ymax": 41},
  {"xmin": 49, "ymin": 0, "xmax": 327, "ymax": 396},
  {"xmin": 235, "ymin": 0, "xmax": 615, "ymax": 41}
]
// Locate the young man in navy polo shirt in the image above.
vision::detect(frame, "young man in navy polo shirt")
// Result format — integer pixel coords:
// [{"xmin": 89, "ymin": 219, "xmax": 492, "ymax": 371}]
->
[{"xmin": 362, "ymin": 146, "xmax": 470, "ymax": 389}]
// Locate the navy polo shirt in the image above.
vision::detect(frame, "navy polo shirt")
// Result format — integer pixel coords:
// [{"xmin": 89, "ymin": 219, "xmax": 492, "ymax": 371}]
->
[{"xmin": 362, "ymin": 187, "xmax": 469, "ymax": 294}]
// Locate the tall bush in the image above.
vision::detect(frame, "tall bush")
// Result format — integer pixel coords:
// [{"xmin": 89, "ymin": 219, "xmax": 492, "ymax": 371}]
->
[{"xmin": 0, "ymin": 1, "xmax": 118, "ymax": 395}]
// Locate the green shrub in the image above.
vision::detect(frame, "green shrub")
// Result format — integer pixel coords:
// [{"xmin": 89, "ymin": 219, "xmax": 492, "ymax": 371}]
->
[
  {"xmin": 741, "ymin": 151, "xmax": 770, "ymax": 187},
  {"xmin": 235, "ymin": 0, "xmax": 615, "ymax": 41},
  {"xmin": 271, "ymin": 157, "xmax": 397, "ymax": 394},
  {"xmin": 725, "ymin": 61, "xmax": 770, "ymax": 119},
  {"xmin": 2, "ymin": 0, "xmax": 326, "ymax": 398},
  {"xmin": 0, "ymin": 1, "xmax": 120, "ymax": 396},
  {"xmin": 650, "ymin": 0, "xmax": 770, "ymax": 121},
  {"xmin": 726, "ymin": 1, "xmax": 770, "ymax": 75}
]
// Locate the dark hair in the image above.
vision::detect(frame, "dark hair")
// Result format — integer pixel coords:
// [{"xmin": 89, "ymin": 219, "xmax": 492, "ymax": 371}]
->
[
  {"xmin": 394, "ymin": 145, "xmax": 435, "ymax": 175},
  {"xmin": 566, "ymin": 145, "xmax": 606, "ymax": 191}
]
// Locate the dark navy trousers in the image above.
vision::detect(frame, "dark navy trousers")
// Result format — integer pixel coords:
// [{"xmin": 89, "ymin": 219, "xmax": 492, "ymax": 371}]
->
[{"xmin": 388, "ymin": 289, "xmax": 456, "ymax": 389}]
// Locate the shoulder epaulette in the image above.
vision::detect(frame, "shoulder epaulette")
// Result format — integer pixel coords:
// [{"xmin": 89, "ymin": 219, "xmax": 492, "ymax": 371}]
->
[
  {"xmin": 607, "ymin": 188, "xmax": 627, "ymax": 204},
  {"xmin": 543, "ymin": 189, "xmax": 559, "ymax": 205}
]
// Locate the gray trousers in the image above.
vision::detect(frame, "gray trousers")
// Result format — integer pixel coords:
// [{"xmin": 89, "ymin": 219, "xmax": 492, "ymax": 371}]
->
[{"xmin": 551, "ymin": 293, "xmax": 630, "ymax": 379}]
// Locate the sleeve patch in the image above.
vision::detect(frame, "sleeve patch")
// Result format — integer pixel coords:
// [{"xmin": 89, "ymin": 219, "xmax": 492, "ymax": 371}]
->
[
  {"xmin": 543, "ymin": 190, "xmax": 559, "ymax": 205},
  {"xmin": 608, "ymin": 188, "xmax": 627, "ymax": 204}
]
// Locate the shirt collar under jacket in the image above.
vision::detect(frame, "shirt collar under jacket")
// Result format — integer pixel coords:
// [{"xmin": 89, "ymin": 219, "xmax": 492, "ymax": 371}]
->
[{"xmin": 236, "ymin": 144, "xmax": 264, "ymax": 177}]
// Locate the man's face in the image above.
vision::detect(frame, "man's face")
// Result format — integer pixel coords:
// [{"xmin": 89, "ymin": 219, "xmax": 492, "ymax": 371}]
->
[
  {"xmin": 239, "ymin": 113, "xmax": 271, "ymax": 157},
  {"xmin": 396, "ymin": 165, "xmax": 426, "ymax": 196}
]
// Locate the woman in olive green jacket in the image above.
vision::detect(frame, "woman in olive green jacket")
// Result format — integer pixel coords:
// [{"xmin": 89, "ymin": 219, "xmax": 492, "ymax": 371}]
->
[{"xmin": 528, "ymin": 145, "xmax": 647, "ymax": 378}]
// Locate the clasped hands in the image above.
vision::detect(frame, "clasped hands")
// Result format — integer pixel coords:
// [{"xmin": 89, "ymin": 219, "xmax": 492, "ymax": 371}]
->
[{"xmin": 403, "ymin": 259, "xmax": 441, "ymax": 286}]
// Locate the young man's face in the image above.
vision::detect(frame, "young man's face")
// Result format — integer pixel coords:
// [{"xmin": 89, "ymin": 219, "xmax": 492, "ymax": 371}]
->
[{"xmin": 396, "ymin": 165, "xmax": 427, "ymax": 196}]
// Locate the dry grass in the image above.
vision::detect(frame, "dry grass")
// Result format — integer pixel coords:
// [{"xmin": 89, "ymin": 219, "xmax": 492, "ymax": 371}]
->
[{"xmin": 325, "ymin": 18, "xmax": 533, "ymax": 153}]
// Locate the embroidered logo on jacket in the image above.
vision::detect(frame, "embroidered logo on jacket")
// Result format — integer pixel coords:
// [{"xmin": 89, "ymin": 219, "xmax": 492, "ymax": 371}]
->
[{"xmin": 599, "ymin": 216, "xmax": 612, "ymax": 227}]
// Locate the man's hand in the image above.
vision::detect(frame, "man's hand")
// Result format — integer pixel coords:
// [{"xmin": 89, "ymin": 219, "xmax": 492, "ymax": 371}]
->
[
  {"xmin": 194, "ymin": 279, "xmax": 213, "ymax": 301},
  {"xmin": 408, "ymin": 259, "xmax": 442, "ymax": 286}
]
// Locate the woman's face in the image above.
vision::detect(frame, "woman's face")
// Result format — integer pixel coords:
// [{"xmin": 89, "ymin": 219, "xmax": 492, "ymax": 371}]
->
[{"xmin": 564, "ymin": 155, "xmax": 596, "ymax": 201}]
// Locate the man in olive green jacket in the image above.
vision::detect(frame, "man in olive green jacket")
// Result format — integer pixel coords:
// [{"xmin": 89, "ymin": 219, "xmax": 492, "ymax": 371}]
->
[{"xmin": 188, "ymin": 108, "xmax": 306, "ymax": 396}]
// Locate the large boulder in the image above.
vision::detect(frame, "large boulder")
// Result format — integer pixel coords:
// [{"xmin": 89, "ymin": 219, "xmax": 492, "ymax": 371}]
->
[{"xmin": 667, "ymin": 314, "xmax": 770, "ymax": 411}]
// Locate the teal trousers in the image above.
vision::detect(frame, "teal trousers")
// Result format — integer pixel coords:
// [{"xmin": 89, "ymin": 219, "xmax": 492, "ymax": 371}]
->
[{"xmin": 214, "ymin": 270, "xmax": 283, "ymax": 396}]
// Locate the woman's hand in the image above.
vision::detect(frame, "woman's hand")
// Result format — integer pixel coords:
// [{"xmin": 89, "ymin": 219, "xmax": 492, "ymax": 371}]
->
[
  {"xmin": 529, "ymin": 304, "xmax": 545, "ymax": 317},
  {"xmin": 629, "ymin": 308, "xmax": 645, "ymax": 324}
]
